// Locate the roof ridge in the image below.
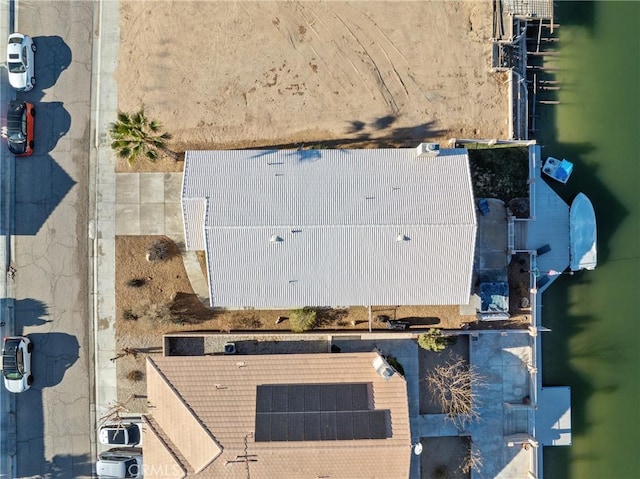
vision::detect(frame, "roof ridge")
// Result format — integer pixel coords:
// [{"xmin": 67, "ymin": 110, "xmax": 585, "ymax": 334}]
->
[
  {"xmin": 147, "ymin": 358, "xmax": 224, "ymax": 473},
  {"xmin": 142, "ymin": 415, "xmax": 187, "ymax": 478}
]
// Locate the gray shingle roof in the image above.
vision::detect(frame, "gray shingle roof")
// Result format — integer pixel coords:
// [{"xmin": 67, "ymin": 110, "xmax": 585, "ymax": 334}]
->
[{"xmin": 182, "ymin": 147, "xmax": 477, "ymax": 307}]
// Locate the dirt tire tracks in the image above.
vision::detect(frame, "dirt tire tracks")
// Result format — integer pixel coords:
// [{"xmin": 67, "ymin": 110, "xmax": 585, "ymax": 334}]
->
[{"xmin": 329, "ymin": 7, "xmax": 399, "ymax": 113}]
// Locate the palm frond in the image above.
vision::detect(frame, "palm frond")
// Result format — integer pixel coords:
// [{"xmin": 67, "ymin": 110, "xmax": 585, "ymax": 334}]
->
[{"xmin": 110, "ymin": 107, "xmax": 174, "ymax": 166}]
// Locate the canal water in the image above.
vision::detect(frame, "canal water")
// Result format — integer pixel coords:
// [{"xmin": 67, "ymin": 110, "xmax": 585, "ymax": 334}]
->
[{"xmin": 535, "ymin": 2, "xmax": 640, "ymax": 478}]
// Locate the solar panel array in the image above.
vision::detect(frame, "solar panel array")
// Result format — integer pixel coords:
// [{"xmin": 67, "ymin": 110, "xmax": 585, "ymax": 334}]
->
[{"xmin": 255, "ymin": 383, "xmax": 390, "ymax": 442}]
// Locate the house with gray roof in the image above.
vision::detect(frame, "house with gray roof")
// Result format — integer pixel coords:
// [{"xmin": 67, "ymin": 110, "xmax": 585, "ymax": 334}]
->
[{"xmin": 181, "ymin": 146, "xmax": 477, "ymax": 308}]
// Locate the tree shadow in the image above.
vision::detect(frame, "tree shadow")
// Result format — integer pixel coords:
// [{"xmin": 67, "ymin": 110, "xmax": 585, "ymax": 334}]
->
[
  {"xmin": 13, "ymin": 298, "xmax": 52, "ymax": 327},
  {"xmin": 42, "ymin": 453, "xmax": 93, "ymax": 479},
  {"xmin": 248, "ymin": 118, "xmax": 446, "ymax": 151}
]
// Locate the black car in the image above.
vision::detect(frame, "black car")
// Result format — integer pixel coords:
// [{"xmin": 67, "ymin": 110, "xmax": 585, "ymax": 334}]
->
[{"xmin": 6, "ymin": 100, "xmax": 35, "ymax": 157}]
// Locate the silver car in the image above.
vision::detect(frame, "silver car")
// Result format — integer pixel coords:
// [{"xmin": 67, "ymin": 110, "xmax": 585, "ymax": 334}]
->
[
  {"xmin": 7, "ymin": 33, "xmax": 36, "ymax": 91},
  {"xmin": 96, "ymin": 448, "xmax": 143, "ymax": 478}
]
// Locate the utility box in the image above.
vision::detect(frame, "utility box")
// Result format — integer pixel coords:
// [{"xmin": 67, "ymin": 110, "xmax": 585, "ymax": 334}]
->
[{"xmin": 416, "ymin": 142, "xmax": 440, "ymax": 157}]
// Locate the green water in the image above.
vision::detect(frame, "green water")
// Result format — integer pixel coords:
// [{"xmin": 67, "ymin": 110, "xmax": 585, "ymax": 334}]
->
[{"xmin": 536, "ymin": 2, "xmax": 640, "ymax": 478}]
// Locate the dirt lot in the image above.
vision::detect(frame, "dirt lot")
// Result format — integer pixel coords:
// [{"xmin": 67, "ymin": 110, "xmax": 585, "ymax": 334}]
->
[{"xmin": 116, "ymin": 0, "xmax": 507, "ymax": 172}]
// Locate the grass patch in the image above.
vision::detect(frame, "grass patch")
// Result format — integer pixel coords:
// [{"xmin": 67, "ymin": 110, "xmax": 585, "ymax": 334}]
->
[{"xmin": 468, "ymin": 147, "xmax": 529, "ymax": 202}]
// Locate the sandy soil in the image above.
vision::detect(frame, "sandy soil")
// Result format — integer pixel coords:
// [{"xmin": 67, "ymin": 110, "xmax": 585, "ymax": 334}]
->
[{"xmin": 116, "ymin": 0, "xmax": 508, "ymax": 172}]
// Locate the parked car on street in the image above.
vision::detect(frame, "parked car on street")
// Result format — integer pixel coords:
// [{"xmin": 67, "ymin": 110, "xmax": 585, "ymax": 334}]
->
[
  {"xmin": 6, "ymin": 33, "xmax": 36, "ymax": 91},
  {"xmin": 1, "ymin": 336, "xmax": 33, "ymax": 393},
  {"xmin": 6, "ymin": 100, "xmax": 35, "ymax": 157},
  {"xmin": 96, "ymin": 448, "xmax": 143, "ymax": 478},
  {"xmin": 99, "ymin": 420, "xmax": 143, "ymax": 447}
]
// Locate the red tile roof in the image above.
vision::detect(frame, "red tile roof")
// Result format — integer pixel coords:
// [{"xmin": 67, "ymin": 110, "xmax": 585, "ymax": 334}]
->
[{"xmin": 144, "ymin": 352, "xmax": 411, "ymax": 478}]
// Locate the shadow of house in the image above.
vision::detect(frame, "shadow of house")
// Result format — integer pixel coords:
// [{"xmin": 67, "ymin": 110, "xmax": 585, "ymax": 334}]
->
[
  {"xmin": 34, "ymin": 102, "xmax": 71, "ymax": 154},
  {"xmin": 25, "ymin": 332, "xmax": 79, "ymax": 388},
  {"xmin": 12, "ymin": 155, "xmax": 76, "ymax": 235},
  {"xmin": 28, "ymin": 36, "xmax": 72, "ymax": 93},
  {"xmin": 14, "ymin": 332, "xmax": 80, "ymax": 477}
]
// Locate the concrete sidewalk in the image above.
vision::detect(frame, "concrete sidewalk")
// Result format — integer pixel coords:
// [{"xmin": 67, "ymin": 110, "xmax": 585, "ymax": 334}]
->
[{"xmin": 90, "ymin": 0, "xmax": 209, "ymax": 447}]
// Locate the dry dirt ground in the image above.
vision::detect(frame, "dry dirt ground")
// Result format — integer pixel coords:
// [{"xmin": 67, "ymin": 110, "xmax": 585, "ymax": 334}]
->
[
  {"xmin": 421, "ymin": 436, "xmax": 471, "ymax": 479},
  {"xmin": 115, "ymin": 0, "xmax": 507, "ymax": 173}
]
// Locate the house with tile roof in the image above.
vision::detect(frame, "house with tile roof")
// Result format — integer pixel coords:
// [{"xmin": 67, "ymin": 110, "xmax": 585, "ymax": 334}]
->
[
  {"xmin": 142, "ymin": 351, "xmax": 411, "ymax": 479},
  {"xmin": 181, "ymin": 146, "xmax": 477, "ymax": 308}
]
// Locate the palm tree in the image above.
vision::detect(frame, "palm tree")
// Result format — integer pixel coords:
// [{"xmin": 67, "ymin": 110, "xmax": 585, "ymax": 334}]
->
[{"xmin": 109, "ymin": 108, "xmax": 180, "ymax": 166}]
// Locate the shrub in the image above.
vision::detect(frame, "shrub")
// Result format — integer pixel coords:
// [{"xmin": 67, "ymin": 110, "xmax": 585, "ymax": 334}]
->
[
  {"xmin": 121, "ymin": 309, "xmax": 139, "ymax": 321},
  {"xmin": 385, "ymin": 356, "xmax": 405, "ymax": 376},
  {"xmin": 130, "ymin": 300, "xmax": 177, "ymax": 324},
  {"xmin": 417, "ymin": 329, "xmax": 451, "ymax": 352},
  {"xmin": 146, "ymin": 238, "xmax": 174, "ymax": 263},
  {"xmin": 289, "ymin": 307, "xmax": 317, "ymax": 333},
  {"xmin": 126, "ymin": 278, "xmax": 146, "ymax": 288},
  {"xmin": 126, "ymin": 370, "xmax": 145, "ymax": 382}
]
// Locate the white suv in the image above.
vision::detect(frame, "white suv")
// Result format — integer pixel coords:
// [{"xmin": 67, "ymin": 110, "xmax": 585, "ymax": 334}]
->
[
  {"xmin": 7, "ymin": 33, "xmax": 36, "ymax": 91},
  {"xmin": 1, "ymin": 336, "xmax": 33, "ymax": 393},
  {"xmin": 97, "ymin": 448, "xmax": 143, "ymax": 478},
  {"xmin": 99, "ymin": 419, "xmax": 143, "ymax": 447}
]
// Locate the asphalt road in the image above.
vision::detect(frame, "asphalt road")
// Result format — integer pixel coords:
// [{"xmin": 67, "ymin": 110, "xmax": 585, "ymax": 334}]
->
[{"xmin": 7, "ymin": 1, "xmax": 94, "ymax": 477}]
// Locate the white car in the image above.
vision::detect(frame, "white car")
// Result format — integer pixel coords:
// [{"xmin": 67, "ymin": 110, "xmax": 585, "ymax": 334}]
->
[
  {"xmin": 7, "ymin": 33, "xmax": 36, "ymax": 91},
  {"xmin": 99, "ymin": 420, "xmax": 143, "ymax": 447},
  {"xmin": 97, "ymin": 448, "xmax": 143, "ymax": 478},
  {"xmin": 1, "ymin": 336, "xmax": 33, "ymax": 393}
]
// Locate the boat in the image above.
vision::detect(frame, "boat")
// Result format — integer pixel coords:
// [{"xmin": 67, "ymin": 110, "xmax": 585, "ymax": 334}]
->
[
  {"xmin": 542, "ymin": 156, "xmax": 573, "ymax": 184},
  {"xmin": 569, "ymin": 193, "xmax": 597, "ymax": 271}
]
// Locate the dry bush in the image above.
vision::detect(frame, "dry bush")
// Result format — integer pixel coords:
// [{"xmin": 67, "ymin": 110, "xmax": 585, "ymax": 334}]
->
[
  {"xmin": 146, "ymin": 238, "xmax": 175, "ymax": 263},
  {"xmin": 126, "ymin": 278, "xmax": 146, "ymax": 288},
  {"xmin": 460, "ymin": 442, "xmax": 483, "ymax": 475},
  {"xmin": 130, "ymin": 299, "xmax": 178, "ymax": 325},
  {"xmin": 126, "ymin": 370, "xmax": 145, "ymax": 382},
  {"xmin": 425, "ymin": 353, "xmax": 486, "ymax": 430},
  {"xmin": 121, "ymin": 309, "xmax": 139, "ymax": 321},
  {"xmin": 99, "ymin": 394, "xmax": 135, "ymax": 426}
]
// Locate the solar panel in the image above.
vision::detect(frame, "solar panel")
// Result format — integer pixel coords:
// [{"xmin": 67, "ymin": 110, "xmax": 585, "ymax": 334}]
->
[
  {"xmin": 288, "ymin": 385, "xmax": 305, "ymax": 412},
  {"xmin": 255, "ymin": 383, "xmax": 390, "ymax": 442},
  {"xmin": 304, "ymin": 384, "xmax": 321, "ymax": 411},
  {"xmin": 288, "ymin": 413, "xmax": 305, "ymax": 441},
  {"xmin": 336, "ymin": 411, "xmax": 354, "ymax": 440},
  {"xmin": 320, "ymin": 385, "xmax": 337, "ymax": 412}
]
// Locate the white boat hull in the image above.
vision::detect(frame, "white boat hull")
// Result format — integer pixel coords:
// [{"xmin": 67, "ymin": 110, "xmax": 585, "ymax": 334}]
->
[{"xmin": 570, "ymin": 193, "xmax": 597, "ymax": 271}]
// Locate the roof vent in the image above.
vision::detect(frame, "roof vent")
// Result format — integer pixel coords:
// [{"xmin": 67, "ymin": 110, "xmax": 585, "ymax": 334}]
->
[
  {"xmin": 416, "ymin": 142, "xmax": 440, "ymax": 158},
  {"xmin": 269, "ymin": 235, "xmax": 283, "ymax": 243},
  {"xmin": 396, "ymin": 234, "xmax": 410, "ymax": 242}
]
